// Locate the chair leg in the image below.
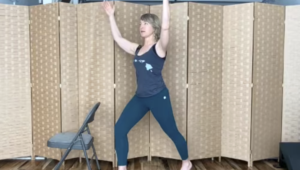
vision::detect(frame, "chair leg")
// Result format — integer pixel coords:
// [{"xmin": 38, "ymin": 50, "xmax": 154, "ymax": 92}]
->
[
  {"xmin": 81, "ymin": 140, "xmax": 92, "ymax": 170},
  {"xmin": 91, "ymin": 143, "xmax": 101, "ymax": 170},
  {"xmin": 54, "ymin": 143, "xmax": 75, "ymax": 170}
]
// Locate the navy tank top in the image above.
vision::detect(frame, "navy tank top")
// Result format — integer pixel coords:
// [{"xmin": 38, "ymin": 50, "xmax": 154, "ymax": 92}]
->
[{"xmin": 133, "ymin": 44, "xmax": 167, "ymax": 97}]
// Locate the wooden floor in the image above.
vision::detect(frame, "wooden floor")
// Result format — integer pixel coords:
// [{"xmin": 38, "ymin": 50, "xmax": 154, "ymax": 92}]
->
[{"xmin": 0, "ymin": 157, "xmax": 286, "ymax": 170}]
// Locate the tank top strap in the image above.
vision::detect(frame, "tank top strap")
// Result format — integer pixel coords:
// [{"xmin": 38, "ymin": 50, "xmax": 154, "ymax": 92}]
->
[
  {"xmin": 151, "ymin": 43, "xmax": 167, "ymax": 59},
  {"xmin": 151, "ymin": 43, "xmax": 158, "ymax": 56},
  {"xmin": 135, "ymin": 45, "xmax": 142, "ymax": 55}
]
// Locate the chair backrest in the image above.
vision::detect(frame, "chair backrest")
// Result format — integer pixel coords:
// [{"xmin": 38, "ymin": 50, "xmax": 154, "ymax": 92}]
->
[{"xmin": 78, "ymin": 102, "xmax": 101, "ymax": 133}]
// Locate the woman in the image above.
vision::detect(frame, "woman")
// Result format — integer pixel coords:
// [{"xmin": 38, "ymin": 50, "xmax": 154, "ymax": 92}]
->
[{"xmin": 102, "ymin": 0, "xmax": 192, "ymax": 169}]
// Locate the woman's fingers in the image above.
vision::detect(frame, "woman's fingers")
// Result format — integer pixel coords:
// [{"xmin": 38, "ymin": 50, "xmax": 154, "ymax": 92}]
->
[
  {"xmin": 104, "ymin": 2, "xmax": 110, "ymax": 11},
  {"xmin": 101, "ymin": 0, "xmax": 114, "ymax": 15},
  {"xmin": 105, "ymin": 2, "xmax": 111, "ymax": 10}
]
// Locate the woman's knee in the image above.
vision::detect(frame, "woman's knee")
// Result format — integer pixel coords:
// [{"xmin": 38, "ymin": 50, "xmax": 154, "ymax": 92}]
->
[
  {"xmin": 162, "ymin": 125, "xmax": 181, "ymax": 138},
  {"xmin": 114, "ymin": 121, "xmax": 128, "ymax": 139}
]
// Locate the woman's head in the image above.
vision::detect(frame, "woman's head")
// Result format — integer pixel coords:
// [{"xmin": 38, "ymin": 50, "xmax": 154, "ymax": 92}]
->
[{"xmin": 140, "ymin": 13, "xmax": 161, "ymax": 41}]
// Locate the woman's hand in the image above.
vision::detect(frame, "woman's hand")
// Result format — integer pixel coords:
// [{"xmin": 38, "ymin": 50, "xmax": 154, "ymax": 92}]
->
[
  {"xmin": 101, "ymin": 0, "xmax": 139, "ymax": 56},
  {"xmin": 102, "ymin": 0, "xmax": 115, "ymax": 17}
]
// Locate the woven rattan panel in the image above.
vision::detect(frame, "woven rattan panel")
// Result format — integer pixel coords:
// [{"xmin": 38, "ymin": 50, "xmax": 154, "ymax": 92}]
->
[
  {"xmin": 251, "ymin": 3, "xmax": 284, "ymax": 161},
  {"xmin": 282, "ymin": 6, "xmax": 300, "ymax": 143},
  {"xmin": 187, "ymin": 2, "xmax": 223, "ymax": 160},
  {"xmin": 222, "ymin": 3, "xmax": 253, "ymax": 162},
  {"xmin": 59, "ymin": 2, "xmax": 79, "ymax": 159},
  {"xmin": 149, "ymin": 3, "xmax": 188, "ymax": 160},
  {"xmin": 60, "ymin": 2, "xmax": 78, "ymax": 135},
  {"xmin": 0, "ymin": 4, "xmax": 32, "ymax": 160},
  {"xmin": 77, "ymin": 3, "xmax": 114, "ymax": 162},
  {"xmin": 30, "ymin": 3, "xmax": 61, "ymax": 160},
  {"xmin": 114, "ymin": 1, "xmax": 150, "ymax": 159}
]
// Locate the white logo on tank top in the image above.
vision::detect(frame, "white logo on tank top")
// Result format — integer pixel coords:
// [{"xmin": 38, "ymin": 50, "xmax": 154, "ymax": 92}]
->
[
  {"xmin": 145, "ymin": 63, "xmax": 153, "ymax": 72},
  {"xmin": 134, "ymin": 59, "xmax": 145, "ymax": 63}
]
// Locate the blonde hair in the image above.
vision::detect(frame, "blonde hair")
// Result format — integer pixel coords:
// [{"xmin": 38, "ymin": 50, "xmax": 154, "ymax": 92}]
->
[{"xmin": 140, "ymin": 13, "xmax": 161, "ymax": 41}]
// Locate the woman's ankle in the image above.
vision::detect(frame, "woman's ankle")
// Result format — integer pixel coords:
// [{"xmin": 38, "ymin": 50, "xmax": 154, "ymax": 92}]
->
[
  {"xmin": 181, "ymin": 159, "xmax": 192, "ymax": 170},
  {"xmin": 182, "ymin": 159, "xmax": 191, "ymax": 163},
  {"xmin": 118, "ymin": 165, "xmax": 127, "ymax": 170}
]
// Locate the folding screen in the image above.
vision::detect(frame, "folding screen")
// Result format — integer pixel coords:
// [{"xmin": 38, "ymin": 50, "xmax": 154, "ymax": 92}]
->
[
  {"xmin": 30, "ymin": 2, "xmax": 83, "ymax": 160},
  {"xmin": 30, "ymin": 3, "xmax": 61, "ymax": 160},
  {"xmin": 282, "ymin": 5, "xmax": 300, "ymax": 142},
  {"xmin": 77, "ymin": 2, "xmax": 115, "ymax": 162},
  {"xmin": 60, "ymin": 2, "xmax": 80, "ymax": 159},
  {"xmin": 251, "ymin": 3, "xmax": 284, "ymax": 161},
  {"xmin": 222, "ymin": 3, "xmax": 253, "ymax": 163},
  {"xmin": 187, "ymin": 3, "xmax": 223, "ymax": 160},
  {"xmin": 0, "ymin": 4, "xmax": 32, "ymax": 160},
  {"xmin": 222, "ymin": 3, "xmax": 285, "ymax": 165},
  {"xmin": 149, "ymin": 3, "xmax": 188, "ymax": 160},
  {"xmin": 114, "ymin": 1, "xmax": 150, "ymax": 160}
]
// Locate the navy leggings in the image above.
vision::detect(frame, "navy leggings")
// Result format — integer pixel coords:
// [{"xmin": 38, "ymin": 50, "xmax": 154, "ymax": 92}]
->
[{"xmin": 115, "ymin": 88, "xmax": 189, "ymax": 166}]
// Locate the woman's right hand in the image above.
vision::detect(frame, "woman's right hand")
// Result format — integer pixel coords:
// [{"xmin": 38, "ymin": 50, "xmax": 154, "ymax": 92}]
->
[{"xmin": 102, "ymin": 0, "xmax": 115, "ymax": 17}]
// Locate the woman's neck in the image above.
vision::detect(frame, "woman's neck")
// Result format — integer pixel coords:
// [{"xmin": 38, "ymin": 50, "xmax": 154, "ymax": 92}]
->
[{"xmin": 143, "ymin": 36, "xmax": 156, "ymax": 46}]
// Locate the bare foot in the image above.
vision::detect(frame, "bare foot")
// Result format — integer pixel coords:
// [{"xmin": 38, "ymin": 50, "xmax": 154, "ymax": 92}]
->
[
  {"xmin": 181, "ymin": 160, "xmax": 192, "ymax": 170},
  {"xmin": 118, "ymin": 166, "xmax": 127, "ymax": 170}
]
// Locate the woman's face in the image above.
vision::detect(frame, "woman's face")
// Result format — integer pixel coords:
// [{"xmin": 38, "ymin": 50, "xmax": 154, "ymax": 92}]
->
[{"xmin": 140, "ymin": 20, "xmax": 155, "ymax": 39}]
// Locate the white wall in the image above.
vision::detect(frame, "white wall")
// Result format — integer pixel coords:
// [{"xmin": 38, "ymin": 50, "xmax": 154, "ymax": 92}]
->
[
  {"xmin": 0, "ymin": 0, "xmax": 40, "ymax": 5},
  {"xmin": 264, "ymin": 0, "xmax": 300, "ymax": 5}
]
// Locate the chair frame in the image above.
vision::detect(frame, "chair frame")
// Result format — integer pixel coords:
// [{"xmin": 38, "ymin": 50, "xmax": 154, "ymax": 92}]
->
[{"xmin": 53, "ymin": 102, "xmax": 101, "ymax": 170}]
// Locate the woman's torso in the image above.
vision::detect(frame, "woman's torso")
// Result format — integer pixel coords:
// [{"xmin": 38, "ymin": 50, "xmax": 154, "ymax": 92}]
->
[{"xmin": 133, "ymin": 44, "xmax": 167, "ymax": 97}]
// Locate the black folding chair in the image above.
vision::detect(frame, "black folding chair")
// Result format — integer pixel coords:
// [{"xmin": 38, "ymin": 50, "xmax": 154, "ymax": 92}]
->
[{"xmin": 47, "ymin": 102, "xmax": 101, "ymax": 170}]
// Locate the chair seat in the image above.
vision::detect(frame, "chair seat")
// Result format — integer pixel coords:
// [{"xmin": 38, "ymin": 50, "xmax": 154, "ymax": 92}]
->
[{"xmin": 47, "ymin": 132, "xmax": 94, "ymax": 150}]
